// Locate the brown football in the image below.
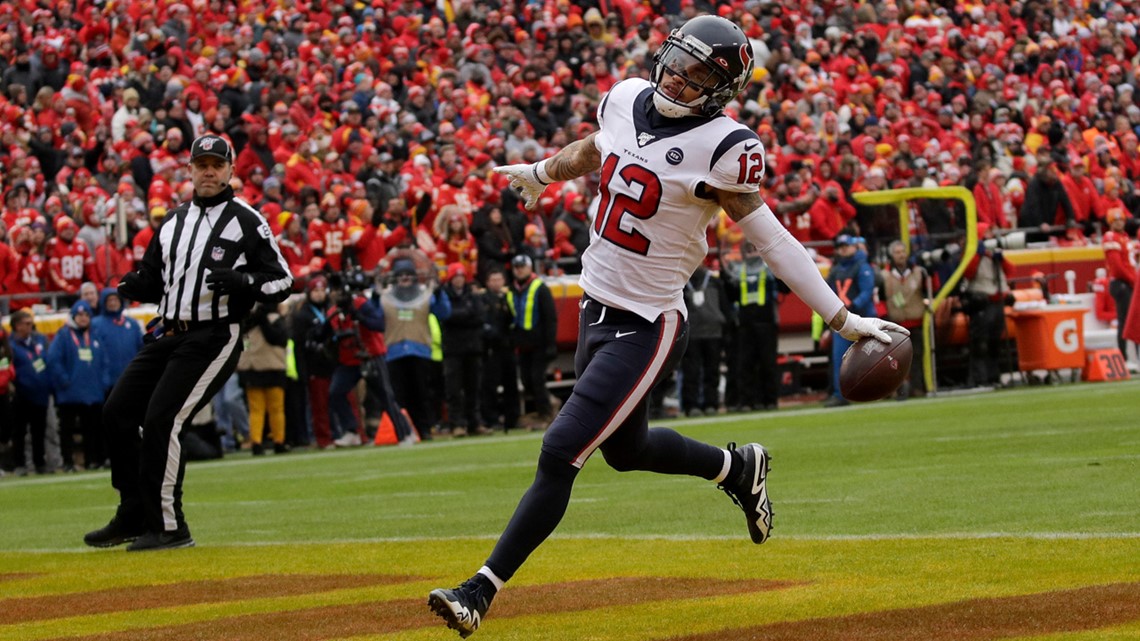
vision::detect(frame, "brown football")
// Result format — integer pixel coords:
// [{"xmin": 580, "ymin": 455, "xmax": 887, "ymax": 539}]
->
[{"xmin": 839, "ymin": 330, "xmax": 913, "ymax": 402}]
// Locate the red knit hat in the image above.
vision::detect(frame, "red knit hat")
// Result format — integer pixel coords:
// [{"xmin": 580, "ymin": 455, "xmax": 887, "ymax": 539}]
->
[{"xmin": 446, "ymin": 262, "xmax": 467, "ymax": 282}]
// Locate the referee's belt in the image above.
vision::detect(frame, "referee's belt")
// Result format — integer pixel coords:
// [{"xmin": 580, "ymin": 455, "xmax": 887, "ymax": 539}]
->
[{"xmin": 161, "ymin": 318, "xmax": 220, "ymax": 335}]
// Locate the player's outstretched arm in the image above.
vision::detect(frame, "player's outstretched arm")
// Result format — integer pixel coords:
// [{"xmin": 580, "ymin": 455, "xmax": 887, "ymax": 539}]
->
[
  {"xmin": 712, "ymin": 187, "xmax": 907, "ymax": 343},
  {"xmin": 493, "ymin": 133, "xmax": 601, "ymax": 210}
]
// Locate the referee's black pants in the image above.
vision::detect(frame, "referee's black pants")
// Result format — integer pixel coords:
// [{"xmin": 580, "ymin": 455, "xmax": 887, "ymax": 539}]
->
[{"xmin": 104, "ymin": 323, "xmax": 242, "ymax": 534}]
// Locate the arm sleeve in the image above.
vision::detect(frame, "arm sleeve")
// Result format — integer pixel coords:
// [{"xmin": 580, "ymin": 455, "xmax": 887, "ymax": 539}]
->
[
  {"xmin": 354, "ymin": 296, "xmax": 386, "ymax": 333},
  {"xmin": 244, "ymin": 214, "xmax": 294, "ymax": 303},
  {"xmin": 46, "ymin": 334, "xmax": 70, "ymax": 391},
  {"xmin": 705, "ymin": 132, "xmax": 764, "ymax": 193},
  {"xmin": 737, "ymin": 204, "xmax": 844, "ymax": 322},
  {"xmin": 122, "ymin": 219, "xmax": 167, "ymax": 303},
  {"xmin": 430, "ymin": 289, "xmax": 452, "ymax": 321}
]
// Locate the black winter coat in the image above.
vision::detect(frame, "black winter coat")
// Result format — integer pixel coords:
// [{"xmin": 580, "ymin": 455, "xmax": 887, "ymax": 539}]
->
[{"xmin": 440, "ymin": 284, "xmax": 485, "ymax": 356}]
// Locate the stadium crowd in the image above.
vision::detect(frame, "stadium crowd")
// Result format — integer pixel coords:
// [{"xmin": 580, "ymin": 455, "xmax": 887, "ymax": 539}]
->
[{"xmin": 3, "ymin": 0, "xmax": 1140, "ymax": 472}]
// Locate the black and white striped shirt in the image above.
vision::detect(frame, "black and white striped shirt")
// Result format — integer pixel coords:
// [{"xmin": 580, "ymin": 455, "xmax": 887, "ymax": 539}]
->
[{"xmin": 129, "ymin": 186, "xmax": 293, "ymax": 322}]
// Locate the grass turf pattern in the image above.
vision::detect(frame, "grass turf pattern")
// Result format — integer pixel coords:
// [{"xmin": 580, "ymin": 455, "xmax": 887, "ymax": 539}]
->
[{"xmin": 1, "ymin": 381, "xmax": 1138, "ymax": 640}]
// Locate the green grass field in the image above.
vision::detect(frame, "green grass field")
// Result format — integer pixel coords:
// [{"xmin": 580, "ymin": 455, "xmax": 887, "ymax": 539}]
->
[{"xmin": 2, "ymin": 381, "xmax": 1139, "ymax": 640}]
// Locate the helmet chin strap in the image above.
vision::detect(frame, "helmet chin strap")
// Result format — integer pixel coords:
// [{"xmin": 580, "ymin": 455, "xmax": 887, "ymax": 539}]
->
[{"xmin": 652, "ymin": 88, "xmax": 706, "ymax": 118}]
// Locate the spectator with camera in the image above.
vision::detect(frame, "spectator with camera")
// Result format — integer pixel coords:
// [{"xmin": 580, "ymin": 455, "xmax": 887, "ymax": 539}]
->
[
  {"xmin": 380, "ymin": 258, "xmax": 452, "ymax": 439},
  {"xmin": 325, "ymin": 267, "xmax": 416, "ymax": 446}
]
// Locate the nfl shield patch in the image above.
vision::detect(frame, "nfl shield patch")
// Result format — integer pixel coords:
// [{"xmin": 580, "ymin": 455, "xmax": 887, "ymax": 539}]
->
[{"xmin": 211, "ymin": 246, "xmax": 225, "ymax": 262}]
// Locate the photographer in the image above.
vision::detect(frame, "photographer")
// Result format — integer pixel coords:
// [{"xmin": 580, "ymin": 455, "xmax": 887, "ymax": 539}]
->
[
  {"xmin": 380, "ymin": 258, "xmax": 452, "ymax": 438},
  {"xmin": 963, "ymin": 223, "xmax": 1013, "ymax": 388},
  {"xmin": 323, "ymin": 268, "xmax": 414, "ymax": 446}
]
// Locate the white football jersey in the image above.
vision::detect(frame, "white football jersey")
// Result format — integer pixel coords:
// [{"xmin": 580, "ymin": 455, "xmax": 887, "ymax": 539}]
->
[{"xmin": 580, "ymin": 78, "xmax": 765, "ymax": 321}]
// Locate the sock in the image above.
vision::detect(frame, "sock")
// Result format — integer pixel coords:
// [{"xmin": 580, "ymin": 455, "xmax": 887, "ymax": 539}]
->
[
  {"xmin": 477, "ymin": 566, "xmax": 504, "ymax": 592},
  {"xmin": 723, "ymin": 448, "xmax": 743, "ymax": 483},
  {"xmin": 712, "ymin": 449, "xmax": 733, "ymax": 484}
]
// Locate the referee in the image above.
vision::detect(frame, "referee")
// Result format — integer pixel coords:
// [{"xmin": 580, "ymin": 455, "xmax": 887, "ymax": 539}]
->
[{"xmin": 84, "ymin": 134, "xmax": 293, "ymax": 551}]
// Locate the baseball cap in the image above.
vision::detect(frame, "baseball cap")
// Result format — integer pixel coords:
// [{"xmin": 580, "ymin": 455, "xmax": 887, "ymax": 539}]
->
[
  {"xmin": 190, "ymin": 134, "xmax": 233, "ymax": 163},
  {"xmin": 834, "ymin": 234, "xmax": 856, "ymax": 247},
  {"xmin": 511, "ymin": 254, "xmax": 533, "ymax": 268}
]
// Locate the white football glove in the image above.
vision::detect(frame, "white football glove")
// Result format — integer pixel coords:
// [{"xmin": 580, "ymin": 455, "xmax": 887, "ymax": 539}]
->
[
  {"xmin": 837, "ymin": 312, "xmax": 909, "ymax": 343},
  {"xmin": 493, "ymin": 161, "xmax": 551, "ymax": 210}
]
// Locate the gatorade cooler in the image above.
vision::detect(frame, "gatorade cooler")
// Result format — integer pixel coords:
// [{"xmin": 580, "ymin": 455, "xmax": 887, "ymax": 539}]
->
[{"xmin": 1007, "ymin": 306, "xmax": 1086, "ymax": 371}]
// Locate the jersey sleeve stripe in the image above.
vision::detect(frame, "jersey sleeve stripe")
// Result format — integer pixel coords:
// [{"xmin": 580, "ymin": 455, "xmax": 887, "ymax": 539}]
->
[{"xmin": 709, "ymin": 128, "xmax": 760, "ymax": 172}]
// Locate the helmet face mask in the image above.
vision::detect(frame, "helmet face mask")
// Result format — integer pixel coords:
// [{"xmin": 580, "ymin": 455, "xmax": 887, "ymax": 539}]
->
[{"xmin": 651, "ymin": 16, "xmax": 753, "ymax": 118}]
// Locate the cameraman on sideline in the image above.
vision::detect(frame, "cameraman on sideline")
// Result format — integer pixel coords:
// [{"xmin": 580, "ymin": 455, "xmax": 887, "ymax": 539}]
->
[
  {"xmin": 322, "ymin": 267, "xmax": 414, "ymax": 446},
  {"xmin": 963, "ymin": 222, "xmax": 1013, "ymax": 388}
]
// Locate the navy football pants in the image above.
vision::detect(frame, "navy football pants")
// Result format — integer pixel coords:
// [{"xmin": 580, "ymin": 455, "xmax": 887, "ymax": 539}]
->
[{"xmin": 486, "ymin": 295, "xmax": 726, "ymax": 581}]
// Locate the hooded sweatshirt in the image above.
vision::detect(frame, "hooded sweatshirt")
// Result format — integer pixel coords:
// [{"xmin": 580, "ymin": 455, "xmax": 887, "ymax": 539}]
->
[
  {"xmin": 90, "ymin": 288, "xmax": 143, "ymax": 388},
  {"xmin": 47, "ymin": 300, "xmax": 110, "ymax": 405}
]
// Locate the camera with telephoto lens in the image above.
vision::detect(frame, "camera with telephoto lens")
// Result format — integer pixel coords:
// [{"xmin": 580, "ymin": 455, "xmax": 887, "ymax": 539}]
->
[
  {"xmin": 328, "ymin": 266, "xmax": 371, "ymax": 297},
  {"xmin": 982, "ymin": 231, "xmax": 1026, "ymax": 251}
]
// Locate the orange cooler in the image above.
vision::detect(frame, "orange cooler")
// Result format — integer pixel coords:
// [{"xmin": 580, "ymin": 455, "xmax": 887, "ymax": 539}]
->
[{"xmin": 1007, "ymin": 306, "xmax": 1086, "ymax": 371}]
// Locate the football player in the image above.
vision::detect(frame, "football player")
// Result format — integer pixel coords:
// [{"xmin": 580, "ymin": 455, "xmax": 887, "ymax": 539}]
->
[{"xmin": 428, "ymin": 16, "xmax": 907, "ymax": 638}]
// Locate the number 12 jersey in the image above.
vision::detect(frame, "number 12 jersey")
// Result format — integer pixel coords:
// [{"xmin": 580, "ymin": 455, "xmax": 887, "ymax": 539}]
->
[{"xmin": 580, "ymin": 78, "xmax": 766, "ymax": 322}]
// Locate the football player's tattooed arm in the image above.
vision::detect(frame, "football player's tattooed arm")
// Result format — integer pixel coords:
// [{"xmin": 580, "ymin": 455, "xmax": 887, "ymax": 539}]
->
[
  {"xmin": 712, "ymin": 186, "xmax": 848, "ymax": 331},
  {"xmin": 544, "ymin": 132, "xmax": 602, "ymax": 181}
]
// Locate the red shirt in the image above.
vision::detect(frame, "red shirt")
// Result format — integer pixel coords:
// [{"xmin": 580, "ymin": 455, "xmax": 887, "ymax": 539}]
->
[
  {"xmin": 11, "ymin": 250, "xmax": 46, "ymax": 306},
  {"xmin": 0, "ymin": 241, "xmax": 18, "ymax": 294},
  {"xmin": 46, "ymin": 237, "xmax": 94, "ymax": 294},
  {"xmin": 132, "ymin": 225, "xmax": 156, "ymax": 263},
  {"xmin": 355, "ymin": 225, "xmax": 407, "ymax": 272},
  {"xmin": 328, "ymin": 296, "xmax": 386, "ymax": 365},
  {"xmin": 308, "ymin": 218, "xmax": 348, "ymax": 271},
  {"xmin": 1103, "ymin": 230, "xmax": 1137, "ymax": 285},
  {"xmin": 91, "ymin": 243, "xmax": 134, "ymax": 288}
]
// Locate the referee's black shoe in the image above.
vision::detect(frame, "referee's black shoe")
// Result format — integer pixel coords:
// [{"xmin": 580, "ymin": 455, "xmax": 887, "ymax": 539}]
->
[
  {"xmin": 84, "ymin": 514, "xmax": 146, "ymax": 548},
  {"xmin": 428, "ymin": 573, "xmax": 497, "ymax": 638},
  {"xmin": 125, "ymin": 525, "xmax": 195, "ymax": 552},
  {"xmin": 718, "ymin": 442, "xmax": 773, "ymax": 544}
]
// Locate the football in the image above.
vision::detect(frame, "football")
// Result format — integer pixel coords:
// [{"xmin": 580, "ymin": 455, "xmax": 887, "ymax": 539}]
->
[{"xmin": 838, "ymin": 330, "xmax": 913, "ymax": 402}]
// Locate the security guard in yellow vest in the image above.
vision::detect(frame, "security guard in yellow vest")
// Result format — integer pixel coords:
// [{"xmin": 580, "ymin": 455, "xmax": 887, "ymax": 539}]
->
[
  {"xmin": 726, "ymin": 243, "xmax": 786, "ymax": 411},
  {"xmin": 507, "ymin": 254, "xmax": 558, "ymax": 424}
]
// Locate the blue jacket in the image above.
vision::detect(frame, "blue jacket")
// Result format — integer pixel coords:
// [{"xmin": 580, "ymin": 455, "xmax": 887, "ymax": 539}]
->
[
  {"xmin": 91, "ymin": 288, "xmax": 143, "ymax": 390},
  {"xmin": 47, "ymin": 300, "xmax": 110, "ymax": 405},
  {"xmin": 827, "ymin": 250, "xmax": 877, "ymax": 317},
  {"xmin": 10, "ymin": 331, "xmax": 52, "ymax": 407}
]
